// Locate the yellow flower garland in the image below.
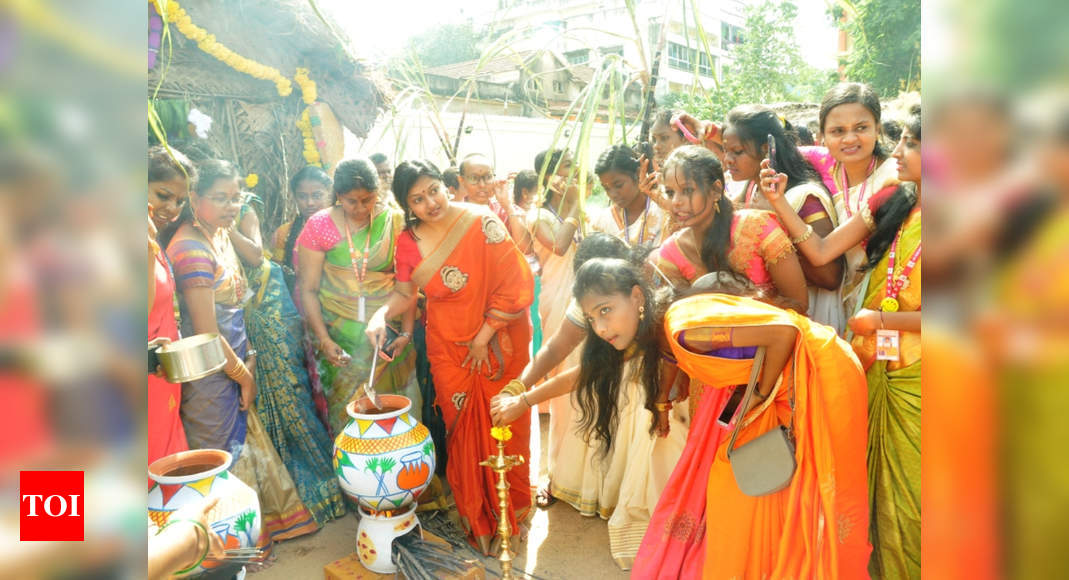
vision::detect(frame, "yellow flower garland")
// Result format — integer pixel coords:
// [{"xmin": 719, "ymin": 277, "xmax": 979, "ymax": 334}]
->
[
  {"xmin": 294, "ymin": 68, "xmax": 317, "ymax": 106},
  {"xmin": 297, "ymin": 108, "xmax": 321, "ymax": 166},
  {"xmin": 157, "ymin": 0, "xmax": 292, "ymax": 97}
]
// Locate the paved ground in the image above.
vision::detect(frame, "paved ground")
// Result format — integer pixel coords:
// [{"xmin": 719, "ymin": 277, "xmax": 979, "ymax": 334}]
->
[{"xmin": 255, "ymin": 412, "xmax": 630, "ymax": 579}]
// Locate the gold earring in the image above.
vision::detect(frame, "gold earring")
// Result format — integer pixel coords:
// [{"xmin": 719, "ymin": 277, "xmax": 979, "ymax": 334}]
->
[{"xmin": 639, "ymin": 305, "xmax": 646, "ymax": 321}]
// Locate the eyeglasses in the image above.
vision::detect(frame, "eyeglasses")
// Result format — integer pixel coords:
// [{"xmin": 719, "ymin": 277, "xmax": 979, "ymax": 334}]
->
[
  {"xmin": 202, "ymin": 195, "xmax": 241, "ymax": 206},
  {"xmin": 464, "ymin": 173, "xmax": 495, "ymax": 185}
]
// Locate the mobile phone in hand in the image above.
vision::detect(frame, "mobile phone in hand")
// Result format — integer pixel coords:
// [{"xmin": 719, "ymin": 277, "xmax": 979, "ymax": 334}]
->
[
  {"xmin": 379, "ymin": 325, "xmax": 401, "ymax": 361},
  {"xmin": 767, "ymin": 134, "xmax": 777, "ymax": 172}
]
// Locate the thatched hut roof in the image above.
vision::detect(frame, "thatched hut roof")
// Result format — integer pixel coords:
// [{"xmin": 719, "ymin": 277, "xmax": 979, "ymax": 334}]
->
[{"xmin": 149, "ymin": 0, "xmax": 392, "ymax": 231}]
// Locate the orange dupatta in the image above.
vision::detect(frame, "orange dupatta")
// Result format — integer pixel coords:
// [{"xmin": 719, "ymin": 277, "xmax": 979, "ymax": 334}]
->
[
  {"xmin": 664, "ymin": 294, "xmax": 871, "ymax": 579},
  {"xmin": 411, "ymin": 205, "xmax": 535, "ymax": 549}
]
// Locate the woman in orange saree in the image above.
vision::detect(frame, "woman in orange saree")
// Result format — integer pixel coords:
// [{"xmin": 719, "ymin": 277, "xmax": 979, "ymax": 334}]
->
[
  {"xmin": 624, "ymin": 287, "xmax": 871, "ymax": 577},
  {"xmin": 367, "ymin": 160, "xmax": 535, "ymax": 555}
]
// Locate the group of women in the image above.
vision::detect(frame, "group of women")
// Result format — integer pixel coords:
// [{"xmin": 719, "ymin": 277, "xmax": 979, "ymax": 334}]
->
[
  {"xmin": 492, "ymin": 81, "xmax": 921, "ymax": 579},
  {"xmin": 148, "ymin": 79, "xmax": 920, "ymax": 578}
]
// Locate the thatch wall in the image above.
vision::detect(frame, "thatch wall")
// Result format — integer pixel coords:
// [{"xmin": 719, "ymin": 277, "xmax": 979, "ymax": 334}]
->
[{"xmin": 148, "ymin": 0, "xmax": 391, "ymax": 232}]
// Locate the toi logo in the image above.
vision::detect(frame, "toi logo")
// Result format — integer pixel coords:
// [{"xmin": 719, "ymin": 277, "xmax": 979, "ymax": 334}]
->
[{"xmin": 20, "ymin": 471, "xmax": 84, "ymax": 541}]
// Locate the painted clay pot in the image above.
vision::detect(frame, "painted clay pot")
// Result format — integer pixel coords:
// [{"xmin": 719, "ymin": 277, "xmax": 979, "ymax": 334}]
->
[
  {"xmin": 149, "ymin": 449, "xmax": 261, "ymax": 576},
  {"xmin": 333, "ymin": 394, "xmax": 435, "ymax": 513},
  {"xmin": 356, "ymin": 504, "xmax": 421, "ymax": 574}
]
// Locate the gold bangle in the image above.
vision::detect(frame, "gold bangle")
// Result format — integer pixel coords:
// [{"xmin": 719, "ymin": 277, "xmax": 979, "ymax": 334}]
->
[
  {"xmin": 521, "ymin": 392, "xmax": 532, "ymax": 407},
  {"xmin": 226, "ymin": 362, "xmax": 250, "ymax": 381},
  {"xmin": 790, "ymin": 224, "xmax": 814, "ymax": 245},
  {"xmin": 500, "ymin": 379, "xmax": 526, "ymax": 397},
  {"xmin": 752, "ymin": 390, "xmax": 769, "ymax": 400},
  {"xmin": 654, "ymin": 401, "xmax": 671, "ymax": 412},
  {"xmin": 563, "ymin": 216, "xmax": 580, "ymax": 228}
]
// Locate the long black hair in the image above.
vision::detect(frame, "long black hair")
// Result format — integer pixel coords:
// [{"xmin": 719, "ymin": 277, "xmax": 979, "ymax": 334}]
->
[
  {"xmin": 572, "ymin": 232, "xmax": 630, "ymax": 273},
  {"xmin": 572, "ymin": 258, "xmax": 666, "ymax": 454},
  {"xmin": 149, "ymin": 145, "xmax": 197, "ymax": 186},
  {"xmin": 863, "ymin": 104, "xmax": 921, "ymax": 271},
  {"xmin": 534, "ymin": 148, "xmax": 569, "ymax": 207},
  {"xmin": 283, "ymin": 165, "xmax": 332, "ymax": 269},
  {"xmin": 594, "ymin": 144, "xmax": 641, "ymax": 178},
  {"xmin": 392, "ymin": 159, "xmax": 442, "ymax": 229},
  {"xmin": 653, "ymin": 108, "xmax": 685, "ymax": 137},
  {"xmin": 513, "ymin": 169, "xmax": 538, "ymax": 205},
  {"xmin": 725, "ymin": 104, "xmax": 822, "ymax": 191},
  {"xmin": 661, "ymin": 146, "xmax": 734, "ymax": 274},
  {"xmin": 159, "ymin": 159, "xmax": 240, "ymax": 250},
  {"xmin": 819, "ymin": 82, "xmax": 886, "ymax": 160}
]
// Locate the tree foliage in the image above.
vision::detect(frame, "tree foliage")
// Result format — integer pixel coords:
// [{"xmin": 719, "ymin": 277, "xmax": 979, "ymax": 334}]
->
[
  {"xmin": 838, "ymin": 0, "xmax": 921, "ymax": 96},
  {"xmin": 403, "ymin": 21, "xmax": 482, "ymax": 69},
  {"xmin": 661, "ymin": 0, "xmax": 836, "ymax": 120}
]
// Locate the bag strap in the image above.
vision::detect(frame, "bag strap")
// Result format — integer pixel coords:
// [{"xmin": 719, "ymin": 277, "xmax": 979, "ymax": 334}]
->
[{"xmin": 726, "ymin": 346, "xmax": 766, "ymax": 458}]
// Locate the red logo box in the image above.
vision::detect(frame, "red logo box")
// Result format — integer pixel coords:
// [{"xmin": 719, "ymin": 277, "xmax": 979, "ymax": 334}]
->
[{"xmin": 20, "ymin": 471, "xmax": 84, "ymax": 541}]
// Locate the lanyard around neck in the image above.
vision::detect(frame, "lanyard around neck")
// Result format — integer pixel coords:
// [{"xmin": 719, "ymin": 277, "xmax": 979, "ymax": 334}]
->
[
  {"xmin": 835, "ymin": 157, "xmax": 877, "ymax": 219},
  {"xmin": 621, "ymin": 197, "xmax": 650, "ymax": 247},
  {"xmin": 881, "ymin": 210, "xmax": 921, "ymax": 312}
]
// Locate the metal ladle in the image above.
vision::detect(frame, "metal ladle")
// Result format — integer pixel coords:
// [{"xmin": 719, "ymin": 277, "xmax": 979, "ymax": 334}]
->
[{"xmin": 362, "ymin": 345, "xmax": 383, "ymax": 410}]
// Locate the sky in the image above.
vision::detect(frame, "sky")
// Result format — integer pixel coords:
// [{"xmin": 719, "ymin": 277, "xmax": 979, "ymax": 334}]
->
[{"xmin": 322, "ymin": 0, "xmax": 839, "ymax": 70}]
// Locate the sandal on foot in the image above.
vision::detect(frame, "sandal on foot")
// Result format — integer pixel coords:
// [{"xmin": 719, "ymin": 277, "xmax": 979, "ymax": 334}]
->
[{"xmin": 535, "ymin": 485, "xmax": 557, "ymax": 509}]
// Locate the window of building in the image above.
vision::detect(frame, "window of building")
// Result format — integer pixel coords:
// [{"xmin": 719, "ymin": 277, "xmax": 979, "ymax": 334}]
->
[
  {"xmin": 553, "ymin": 80, "xmax": 565, "ymax": 93},
  {"xmin": 566, "ymin": 49, "xmax": 590, "ymax": 65},
  {"xmin": 721, "ymin": 22, "xmax": 744, "ymax": 50},
  {"xmin": 667, "ymin": 42, "xmax": 692, "ymax": 71},
  {"xmin": 599, "ymin": 45, "xmax": 624, "ymax": 57},
  {"xmin": 667, "ymin": 42, "xmax": 714, "ymax": 78},
  {"xmin": 697, "ymin": 51, "xmax": 714, "ymax": 77}
]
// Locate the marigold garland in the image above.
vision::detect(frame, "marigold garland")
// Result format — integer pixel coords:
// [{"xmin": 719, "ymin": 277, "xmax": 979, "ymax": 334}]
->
[
  {"xmin": 294, "ymin": 68, "xmax": 317, "ymax": 105},
  {"xmin": 297, "ymin": 108, "xmax": 321, "ymax": 167},
  {"xmin": 157, "ymin": 0, "xmax": 292, "ymax": 97}
]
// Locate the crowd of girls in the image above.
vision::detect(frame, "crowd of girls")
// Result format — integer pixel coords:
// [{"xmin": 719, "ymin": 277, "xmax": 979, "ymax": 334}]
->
[{"xmin": 149, "ymin": 80, "xmax": 921, "ymax": 578}]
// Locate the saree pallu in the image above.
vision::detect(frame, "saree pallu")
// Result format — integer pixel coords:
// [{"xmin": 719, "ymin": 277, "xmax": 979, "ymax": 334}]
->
[
  {"xmin": 410, "ymin": 207, "xmax": 534, "ymax": 552},
  {"xmin": 851, "ymin": 210, "xmax": 921, "ymax": 580},
  {"xmin": 602, "ymin": 358, "xmax": 688, "ymax": 569},
  {"xmin": 316, "ymin": 211, "xmax": 419, "ymax": 437},
  {"xmin": 530, "ymin": 208, "xmax": 582, "ymax": 481},
  {"xmin": 179, "ymin": 303, "xmax": 248, "ymax": 457},
  {"xmin": 245, "ymin": 260, "xmax": 346, "ymax": 526},
  {"xmin": 786, "ymin": 182, "xmax": 846, "ymax": 335},
  {"xmin": 631, "ymin": 383, "xmax": 733, "ymax": 579},
  {"xmin": 661, "ymin": 294, "xmax": 871, "ymax": 579},
  {"xmin": 181, "ymin": 303, "xmax": 318, "ymax": 542},
  {"xmin": 149, "ymin": 250, "xmax": 187, "ymax": 466},
  {"xmin": 832, "ymin": 157, "xmax": 900, "ymax": 321}
]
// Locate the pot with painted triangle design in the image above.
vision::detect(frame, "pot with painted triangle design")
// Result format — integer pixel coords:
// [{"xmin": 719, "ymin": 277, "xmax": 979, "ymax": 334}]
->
[
  {"xmin": 334, "ymin": 394, "xmax": 435, "ymax": 573},
  {"xmin": 148, "ymin": 449, "xmax": 261, "ymax": 576}
]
